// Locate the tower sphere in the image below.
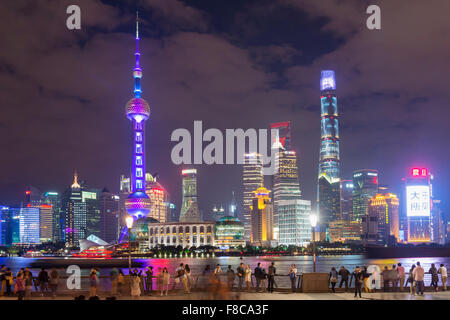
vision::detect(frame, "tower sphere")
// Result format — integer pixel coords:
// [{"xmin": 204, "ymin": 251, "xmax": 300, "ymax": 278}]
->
[{"xmin": 126, "ymin": 97, "xmax": 150, "ymax": 121}]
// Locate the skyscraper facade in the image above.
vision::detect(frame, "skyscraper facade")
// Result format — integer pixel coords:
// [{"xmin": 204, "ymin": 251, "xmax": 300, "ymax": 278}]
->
[
  {"xmin": 145, "ymin": 173, "xmax": 170, "ymax": 223},
  {"xmin": 352, "ymin": 169, "xmax": 379, "ymax": 221},
  {"xmin": 39, "ymin": 203, "xmax": 53, "ymax": 243},
  {"xmin": 317, "ymin": 70, "xmax": 341, "ymax": 235},
  {"xmin": 243, "ymin": 153, "xmax": 263, "ymax": 243},
  {"xmin": 124, "ymin": 14, "xmax": 152, "ymax": 221},
  {"xmin": 179, "ymin": 169, "xmax": 201, "ymax": 222},
  {"xmin": 63, "ymin": 172, "xmax": 87, "ymax": 247},
  {"xmin": 278, "ymin": 199, "xmax": 311, "ymax": 246},
  {"xmin": 19, "ymin": 189, "xmax": 40, "ymax": 244},
  {"xmin": 99, "ymin": 188, "xmax": 119, "ymax": 243},
  {"xmin": 42, "ymin": 192, "xmax": 62, "ymax": 242},
  {"xmin": 402, "ymin": 168, "xmax": 432, "ymax": 243},
  {"xmin": 340, "ymin": 180, "xmax": 353, "ymax": 220},
  {"xmin": 366, "ymin": 193, "xmax": 400, "ymax": 244},
  {"xmin": 83, "ymin": 189, "xmax": 101, "ymax": 237},
  {"xmin": 250, "ymin": 187, "xmax": 273, "ymax": 247},
  {"xmin": 118, "ymin": 175, "xmax": 131, "ymax": 230}
]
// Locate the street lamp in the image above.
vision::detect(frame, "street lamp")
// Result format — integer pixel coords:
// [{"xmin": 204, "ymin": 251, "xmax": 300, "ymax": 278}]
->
[
  {"xmin": 125, "ymin": 216, "xmax": 134, "ymax": 271},
  {"xmin": 309, "ymin": 213, "xmax": 318, "ymax": 273}
]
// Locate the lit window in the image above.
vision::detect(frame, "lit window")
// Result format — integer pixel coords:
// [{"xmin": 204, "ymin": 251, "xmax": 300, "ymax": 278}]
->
[
  {"xmin": 136, "ymin": 168, "xmax": 143, "ymax": 178},
  {"xmin": 136, "ymin": 179, "xmax": 143, "ymax": 189},
  {"xmin": 136, "ymin": 156, "xmax": 143, "ymax": 166},
  {"xmin": 136, "ymin": 132, "xmax": 142, "ymax": 142},
  {"xmin": 136, "ymin": 144, "xmax": 143, "ymax": 154}
]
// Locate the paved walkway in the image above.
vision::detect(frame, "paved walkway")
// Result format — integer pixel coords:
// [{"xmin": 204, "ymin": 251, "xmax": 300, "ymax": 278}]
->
[{"xmin": 1, "ymin": 291, "xmax": 449, "ymax": 300}]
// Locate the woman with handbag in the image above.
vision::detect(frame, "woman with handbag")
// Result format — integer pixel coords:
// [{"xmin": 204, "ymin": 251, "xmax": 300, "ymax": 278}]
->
[{"xmin": 329, "ymin": 267, "xmax": 338, "ymax": 293}]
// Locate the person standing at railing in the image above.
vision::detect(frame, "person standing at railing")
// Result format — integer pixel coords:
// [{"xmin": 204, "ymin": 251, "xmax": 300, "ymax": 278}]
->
[
  {"xmin": 392, "ymin": 265, "xmax": 399, "ymax": 291},
  {"xmin": 237, "ymin": 263, "xmax": 245, "ymax": 291},
  {"xmin": 226, "ymin": 265, "xmax": 235, "ymax": 290},
  {"xmin": 338, "ymin": 266, "xmax": 350, "ymax": 292},
  {"xmin": 117, "ymin": 269, "xmax": 125, "ymax": 296},
  {"xmin": 406, "ymin": 264, "xmax": 416, "ymax": 294},
  {"xmin": 144, "ymin": 266, "xmax": 153, "ymax": 296},
  {"xmin": 349, "ymin": 266, "xmax": 363, "ymax": 298},
  {"xmin": 254, "ymin": 263, "xmax": 264, "ymax": 292},
  {"xmin": 89, "ymin": 269, "xmax": 98, "ymax": 298},
  {"xmin": 267, "ymin": 262, "xmax": 276, "ymax": 293},
  {"xmin": 362, "ymin": 266, "xmax": 371, "ymax": 293},
  {"xmin": 329, "ymin": 267, "xmax": 338, "ymax": 293},
  {"xmin": 185, "ymin": 264, "xmax": 192, "ymax": 293},
  {"xmin": 38, "ymin": 268, "xmax": 49, "ymax": 296},
  {"xmin": 5, "ymin": 268, "xmax": 13, "ymax": 296},
  {"xmin": 289, "ymin": 264, "xmax": 297, "ymax": 293},
  {"xmin": 14, "ymin": 270, "xmax": 25, "ymax": 300},
  {"xmin": 438, "ymin": 264, "xmax": 447, "ymax": 291},
  {"xmin": 130, "ymin": 270, "xmax": 141, "ymax": 299},
  {"xmin": 24, "ymin": 267, "xmax": 33, "ymax": 299},
  {"xmin": 381, "ymin": 266, "xmax": 390, "ymax": 292},
  {"xmin": 413, "ymin": 262, "xmax": 425, "ymax": 295},
  {"xmin": 429, "ymin": 263, "xmax": 439, "ymax": 292},
  {"xmin": 244, "ymin": 264, "xmax": 252, "ymax": 292},
  {"xmin": 397, "ymin": 263, "xmax": 405, "ymax": 292},
  {"xmin": 161, "ymin": 267, "xmax": 170, "ymax": 296},
  {"xmin": 110, "ymin": 267, "xmax": 119, "ymax": 296},
  {"xmin": 49, "ymin": 268, "xmax": 59, "ymax": 298}
]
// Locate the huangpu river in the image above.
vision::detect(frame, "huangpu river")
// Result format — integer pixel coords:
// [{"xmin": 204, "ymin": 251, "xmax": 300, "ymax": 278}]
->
[{"xmin": 0, "ymin": 255, "xmax": 448, "ymax": 287}]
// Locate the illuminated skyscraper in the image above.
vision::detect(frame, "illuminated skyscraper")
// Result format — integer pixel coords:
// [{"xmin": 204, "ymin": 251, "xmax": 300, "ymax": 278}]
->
[
  {"xmin": 145, "ymin": 173, "xmax": 170, "ymax": 223},
  {"xmin": 401, "ymin": 168, "xmax": 432, "ymax": 243},
  {"xmin": 250, "ymin": 187, "xmax": 274, "ymax": 247},
  {"xmin": 179, "ymin": 169, "xmax": 201, "ymax": 222},
  {"xmin": 83, "ymin": 189, "xmax": 100, "ymax": 238},
  {"xmin": 340, "ymin": 180, "xmax": 353, "ymax": 220},
  {"xmin": 352, "ymin": 169, "xmax": 379, "ymax": 221},
  {"xmin": 42, "ymin": 192, "xmax": 62, "ymax": 242},
  {"xmin": 39, "ymin": 203, "xmax": 53, "ymax": 243},
  {"xmin": 364, "ymin": 193, "xmax": 399, "ymax": 245},
  {"xmin": 63, "ymin": 172, "xmax": 87, "ymax": 247},
  {"xmin": 124, "ymin": 13, "xmax": 152, "ymax": 221},
  {"xmin": 243, "ymin": 153, "xmax": 263, "ymax": 243},
  {"xmin": 118, "ymin": 175, "xmax": 131, "ymax": 230},
  {"xmin": 19, "ymin": 188, "xmax": 40, "ymax": 244},
  {"xmin": 317, "ymin": 70, "xmax": 341, "ymax": 236}
]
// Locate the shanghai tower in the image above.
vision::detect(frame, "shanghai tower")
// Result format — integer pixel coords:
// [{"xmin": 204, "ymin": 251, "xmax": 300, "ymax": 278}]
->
[
  {"xmin": 125, "ymin": 14, "xmax": 152, "ymax": 220},
  {"xmin": 317, "ymin": 70, "xmax": 341, "ymax": 238}
]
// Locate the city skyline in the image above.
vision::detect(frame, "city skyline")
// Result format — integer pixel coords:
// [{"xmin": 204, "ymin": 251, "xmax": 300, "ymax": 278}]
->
[{"xmin": 0, "ymin": 1, "xmax": 449, "ymax": 223}]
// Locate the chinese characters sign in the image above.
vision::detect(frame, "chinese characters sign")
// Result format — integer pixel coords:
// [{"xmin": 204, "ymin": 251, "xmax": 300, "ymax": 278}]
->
[{"xmin": 406, "ymin": 185, "xmax": 430, "ymax": 217}]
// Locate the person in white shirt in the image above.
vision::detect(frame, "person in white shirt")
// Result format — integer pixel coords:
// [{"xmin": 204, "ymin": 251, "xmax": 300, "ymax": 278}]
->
[{"xmin": 439, "ymin": 264, "xmax": 447, "ymax": 291}]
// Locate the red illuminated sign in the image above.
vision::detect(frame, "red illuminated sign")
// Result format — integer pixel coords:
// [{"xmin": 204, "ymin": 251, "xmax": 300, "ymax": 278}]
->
[{"xmin": 411, "ymin": 168, "xmax": 428, "ymax": 177}]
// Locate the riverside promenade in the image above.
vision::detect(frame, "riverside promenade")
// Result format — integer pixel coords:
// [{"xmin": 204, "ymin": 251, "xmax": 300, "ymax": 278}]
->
[{"xmin": 0, "ymin": 291, "xmax": 449, "ymax": 300}]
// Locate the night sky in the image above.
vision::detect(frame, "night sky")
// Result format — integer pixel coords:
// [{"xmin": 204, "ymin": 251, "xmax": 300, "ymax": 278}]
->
[{"xmin": 1, "ymin": 0, "xmax": 449, "ymax": 220}]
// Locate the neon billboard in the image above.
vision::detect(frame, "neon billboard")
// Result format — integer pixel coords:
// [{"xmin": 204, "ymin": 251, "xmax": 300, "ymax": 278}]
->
[{"xmin": 406, "ymin": 185, "xmax": 430, "ymax": 217}]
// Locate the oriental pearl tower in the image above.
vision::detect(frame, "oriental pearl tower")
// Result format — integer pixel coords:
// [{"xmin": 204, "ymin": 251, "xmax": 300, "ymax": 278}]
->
[{"xmin": 125, "ymin": 13, "xmax": 152, "ymax": 220}]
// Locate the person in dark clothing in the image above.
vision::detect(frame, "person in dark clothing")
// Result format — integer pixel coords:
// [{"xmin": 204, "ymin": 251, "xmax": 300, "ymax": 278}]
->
[
  {"xmin": 381, "ymin": 266, "xmax": 390, "ymax": 292},
  {"xmin": 38, "ymin": 268, "xmax": 49, "ymax": 296},
  {"xmin": 349, "ymin": 266, "xmax": 364, "ymax": 298},
  {"xmin": 254, "ymin": 263, "xmax": 264, "ymax": 292},
  {"xmin": 237, "ymin": 263, "xmax": 245, "ymax": 291},
  {"xmin": 329, "ymin": 267, "xmax": 338, "ymax": 293},
  {"xmin": 267, "ymin": 262, "xmax": 276, "ymax": 293},
  {"xmin": 338, "ymin": 266, "xmax": 350, "ymax": 292},
  {"xmin": 144, "ymin": 266, "xmax": 153, "ymax": 295},
  {"xmin": 4, "ymin": 268, "xmax": 12, "ymax": 296},
  {"xmin": 429, "ymin": 263, "xmax": 439, "ymax": 292}
]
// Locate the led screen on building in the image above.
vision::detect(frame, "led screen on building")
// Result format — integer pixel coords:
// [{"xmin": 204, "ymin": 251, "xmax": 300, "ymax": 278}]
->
[{"xmin": 406, "ymin": 185, "xmax": 430, "ymax": 217}]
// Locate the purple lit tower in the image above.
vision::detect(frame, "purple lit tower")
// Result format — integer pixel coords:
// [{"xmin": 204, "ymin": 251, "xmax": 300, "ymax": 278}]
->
[{"xmin": 125, "ymin": 13, "xmax": 152, "ymax": 220}]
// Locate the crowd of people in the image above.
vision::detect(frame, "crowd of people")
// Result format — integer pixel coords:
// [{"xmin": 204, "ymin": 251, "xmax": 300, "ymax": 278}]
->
[
  {"xmin": 0, "ymin": 261, "xmax": 447, "ymax": 299},
  {"xmin": 329, "ymin": 262, "xmax": 448, "ymax": 298}
]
